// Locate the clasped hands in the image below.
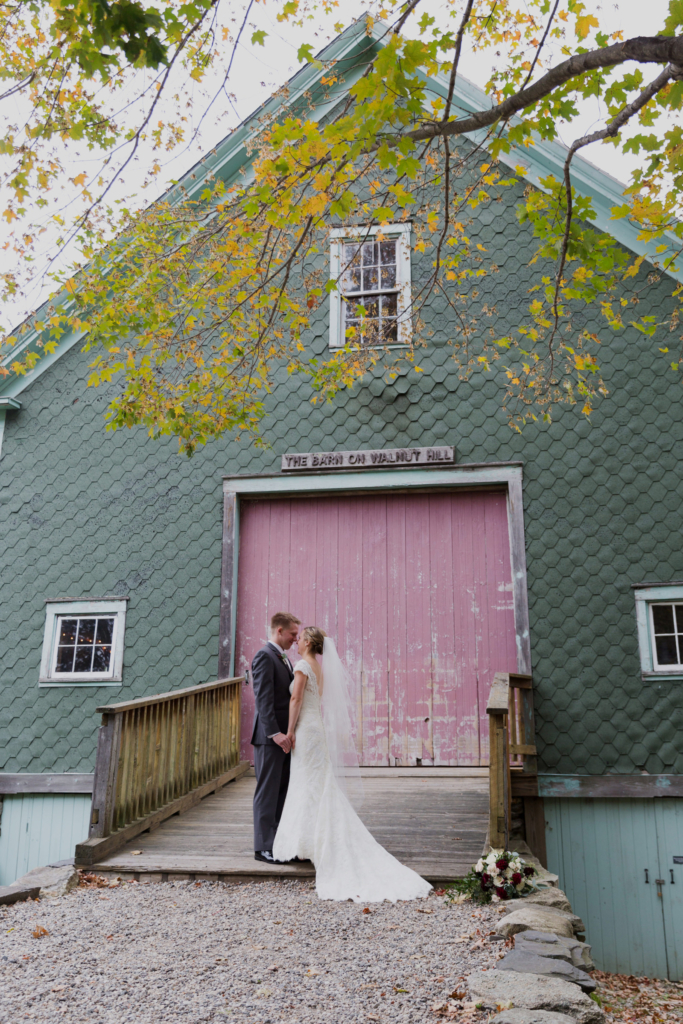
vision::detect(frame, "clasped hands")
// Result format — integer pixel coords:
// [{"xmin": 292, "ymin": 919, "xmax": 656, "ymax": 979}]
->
[{"xmin": 273, "ymin": 731, "xmax": 296, "ymax": 753}]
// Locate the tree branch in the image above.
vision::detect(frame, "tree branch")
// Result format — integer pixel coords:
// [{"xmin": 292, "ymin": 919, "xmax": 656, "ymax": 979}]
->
[{"xmin": 407, "ymin": 34, "xmax": 683, "ymax": 143}]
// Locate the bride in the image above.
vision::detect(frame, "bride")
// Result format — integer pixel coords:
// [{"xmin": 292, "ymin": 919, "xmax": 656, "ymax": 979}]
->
[{"xmin": 272, "ymin": 626, "xmax": 432, "ymax": 903}]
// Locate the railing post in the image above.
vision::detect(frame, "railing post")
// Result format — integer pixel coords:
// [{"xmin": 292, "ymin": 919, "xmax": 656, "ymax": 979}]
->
[
  {"xmin": 487, "ymin": 673, "xmax": 510, "ymax": 851},
  {"xmin": 88, "ymin": 712, "xmax": 122, "ymax": 838}
]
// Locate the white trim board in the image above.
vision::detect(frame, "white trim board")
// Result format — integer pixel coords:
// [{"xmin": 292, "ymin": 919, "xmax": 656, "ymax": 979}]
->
[
  {"xmin": 223, "ymin": 463, "xmax": 531, "ymax": 676},
  {"xmin": 223, "ymin": 464, "xmax": 522, "ymax": 495}
]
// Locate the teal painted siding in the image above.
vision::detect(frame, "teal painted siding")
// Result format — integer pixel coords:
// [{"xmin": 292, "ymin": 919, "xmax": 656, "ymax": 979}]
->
[
  {"xmin": 0, "ymin": 138, "xmax": 681, "ymax": 780},
  {"xmin": 545, "ymin": 798, "xmax": 683, "ymax": 980},
  {"xmin": 0, "ymin": 794, "xmax": 90, "ymax": 885}
]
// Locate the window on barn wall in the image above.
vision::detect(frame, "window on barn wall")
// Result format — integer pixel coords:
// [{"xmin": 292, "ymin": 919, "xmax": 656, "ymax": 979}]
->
[
  {"xmin": 39, "ymin": 599, "xmax": 128, "ymax": 686},
  {"xmin": 329, "ymin": 224, "xmax": 411, "ymax": 349},
  {"xmin": 634, "ymin": 584, "xmax": 683, "ymax": 679}
]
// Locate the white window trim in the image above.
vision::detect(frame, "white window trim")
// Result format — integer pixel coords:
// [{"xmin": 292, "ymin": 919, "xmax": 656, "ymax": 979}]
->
[
  {"xmin": 39, "ymin": 599, "xmax": 127, "ymax": 687},
  {"xmin": 634, "ymin": 584, "xmax": 683, "ymax": 679},
  {"xmin": 329, "ymin": 223, "xmax": 412, "ymax": 350}
]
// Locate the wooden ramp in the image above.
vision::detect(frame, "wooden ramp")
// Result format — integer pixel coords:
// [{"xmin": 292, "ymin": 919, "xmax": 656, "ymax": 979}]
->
[{"xmin": 90, "ymin": 768, "xmax": 488, "ymax": 885}]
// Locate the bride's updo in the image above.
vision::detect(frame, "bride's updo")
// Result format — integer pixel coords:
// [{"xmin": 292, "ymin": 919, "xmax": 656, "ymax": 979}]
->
[{"xmin": 301, "ymin": 626, "xmax": 326, "ymax": 656}]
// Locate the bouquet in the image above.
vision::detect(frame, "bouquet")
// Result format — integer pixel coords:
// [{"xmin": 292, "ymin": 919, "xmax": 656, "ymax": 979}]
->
[{"xmin": 446, "ymin": 848, "xmax": 537, "ymax": 904}]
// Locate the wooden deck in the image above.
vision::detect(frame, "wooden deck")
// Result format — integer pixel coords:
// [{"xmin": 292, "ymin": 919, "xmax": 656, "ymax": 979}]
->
[{"xmin": 90, "ymin": 768, "xmax": 488, "ymax": 885}]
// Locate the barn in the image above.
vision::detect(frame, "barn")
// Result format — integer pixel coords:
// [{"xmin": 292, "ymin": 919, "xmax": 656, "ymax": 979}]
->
[{"xmin": 0, "ymin": 18, "xmax": 681, "ymax": 977}]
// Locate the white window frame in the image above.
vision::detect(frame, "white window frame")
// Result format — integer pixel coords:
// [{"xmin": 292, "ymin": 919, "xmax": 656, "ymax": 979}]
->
[
  {"xmin": 39, "ymin": 599, "xmax": 128, "ymax": 687},
  {"xmin": 634, "ymin": 584, "xmax": 683, "ymax": 679},
  {"xmin": 329, "ymin": 223, "xmax": 412, "ymax": 350}
]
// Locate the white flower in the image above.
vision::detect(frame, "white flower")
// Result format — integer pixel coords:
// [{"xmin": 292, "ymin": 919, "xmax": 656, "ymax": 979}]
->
[
  {"xmin": 504, "ymin": 868, "xmax": 513, "ymax": 879},
  {"xmin": 491, "ymin": 894, "xmax": 500, "ymax": 903},
  {"xmin": 475, "ymin": 859, "xmax": 484, "ymax": 873},
  {"xmin": 493, "ymin": 875, "xmax": 504, "ymax": 887}
]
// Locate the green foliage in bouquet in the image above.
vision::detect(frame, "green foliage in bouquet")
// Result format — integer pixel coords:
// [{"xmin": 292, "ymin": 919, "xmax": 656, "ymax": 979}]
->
[{"xmin": 445, "ymin": 848, "xmax": 538, "ymax": 905}]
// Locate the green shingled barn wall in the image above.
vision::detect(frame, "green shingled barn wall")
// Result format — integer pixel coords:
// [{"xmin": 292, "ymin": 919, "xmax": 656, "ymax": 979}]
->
[{"xmin": 0, "ymin": 172, "xmax": 682, "ymax": 785}]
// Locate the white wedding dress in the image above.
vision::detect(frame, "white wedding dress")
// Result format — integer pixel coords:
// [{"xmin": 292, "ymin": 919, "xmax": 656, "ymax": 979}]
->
[{"xmin": 272, "ymin": 659, "xmax": 432, "ymax": 902}]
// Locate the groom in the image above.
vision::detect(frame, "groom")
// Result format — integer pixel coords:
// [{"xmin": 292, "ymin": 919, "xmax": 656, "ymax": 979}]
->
[{"xmin": 251, "ymin": 611, "xmax": 301, "ymax": 863}]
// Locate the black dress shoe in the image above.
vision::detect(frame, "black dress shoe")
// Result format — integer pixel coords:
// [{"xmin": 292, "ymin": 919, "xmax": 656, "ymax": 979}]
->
[{"xmin": 254, "ymin": 850, "xmax": 275, "ymax": 863}]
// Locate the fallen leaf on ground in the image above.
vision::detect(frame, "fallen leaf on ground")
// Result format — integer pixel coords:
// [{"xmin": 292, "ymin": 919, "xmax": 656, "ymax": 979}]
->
[
  {"xmin": 78, "ymin": 872, "xmax": 110, "ymax": 889},
  {"xmin": 32, "ymin": 926, "xmax": 49, "ymax": 938},
  {"xmin": 367, "ymin": 1015, "xmax": 380, "ymax": 1021},
  {"xmin": 394, "ymin": 986, "xmax": 410, "ymax": 993},
  {"xmin": 130, "ymin": 850, "xmax": 143, "ymax": 856},
  {"xmin": 305, "ymin": 969, "xmax": 320, "ymax": 976},
  {"xmin": 363, "ymin": 907, "xmax": 371, "ymax": 914},
  {"xmin": 51, "ymin": 986, "xmax": 66, "ymax": 993},
  {"xmin": 594, "ymin": 969, "xmax": 683, "ymax": 1023},
  {"xmin": 416, "ymin": 907, "xmax": 434, "ymax": 914}
]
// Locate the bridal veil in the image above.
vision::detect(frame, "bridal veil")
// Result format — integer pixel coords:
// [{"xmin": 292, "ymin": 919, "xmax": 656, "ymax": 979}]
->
[{"xmin": 320, "ymin": 637, "xmax": 363, "ymax": 810}]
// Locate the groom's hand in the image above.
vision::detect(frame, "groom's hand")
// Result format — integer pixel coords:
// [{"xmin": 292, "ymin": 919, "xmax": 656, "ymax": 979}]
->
[{"xmin": 272, "ymin": 732, "xmax": 291, "ymax": 754}]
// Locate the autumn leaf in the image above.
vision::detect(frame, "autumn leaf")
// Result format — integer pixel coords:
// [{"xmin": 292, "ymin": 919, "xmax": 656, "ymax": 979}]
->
[{"xmin": 575, "ymin": 13, "xmax": 599, "ymax": 40}]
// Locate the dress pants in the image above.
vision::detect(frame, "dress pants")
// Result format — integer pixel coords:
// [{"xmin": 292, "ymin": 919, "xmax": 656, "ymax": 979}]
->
[{"xmin": 253, "ymin": 743, "xmax": 290, "ymax": 852}]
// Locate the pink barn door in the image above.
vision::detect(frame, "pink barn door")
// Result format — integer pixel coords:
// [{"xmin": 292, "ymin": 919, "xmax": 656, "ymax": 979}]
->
[{"xmin": 234, "ymin": 490, "xmax": 517, "ymax": 765}]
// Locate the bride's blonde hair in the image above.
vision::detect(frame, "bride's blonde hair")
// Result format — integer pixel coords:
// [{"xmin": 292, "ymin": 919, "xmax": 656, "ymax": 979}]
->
[{"xmin": 301, "ymin": 626, "xmax": 326, "ymax": 656}]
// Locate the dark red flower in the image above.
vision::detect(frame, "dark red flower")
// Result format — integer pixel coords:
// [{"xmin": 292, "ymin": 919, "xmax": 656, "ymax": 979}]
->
[
  {"xmin": 495, "ymin": 887, "xmax": 509, "ymax": 900},
  {"xmin": 481, "ymin": 872, "xmax": 491, "ymax": 885},
  {"xmin": 480, "ymin": 879, "xmax": 489, "ymax": 891},
  {"xmin": 495, "ymin": 858, "xmax": 508, "ymax": 871},
  {"xmin": 523, "ymin": 866, "xmax": 535, "ymax": 877},
  {"xmin": 511, "ymin": 872, "xmax": 522, "ymax": 885}
]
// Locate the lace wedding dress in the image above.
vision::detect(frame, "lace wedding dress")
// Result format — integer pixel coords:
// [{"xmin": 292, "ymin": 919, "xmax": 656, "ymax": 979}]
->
[{"xmin": 272, "ymin": 659, "xmax": 432, "ymax": 903}]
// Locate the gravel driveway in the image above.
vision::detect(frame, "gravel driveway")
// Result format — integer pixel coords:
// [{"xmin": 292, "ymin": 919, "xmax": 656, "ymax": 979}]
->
[{"xmin": 0, "ymin": 878, "xmax": 505, "ymax": 1023}]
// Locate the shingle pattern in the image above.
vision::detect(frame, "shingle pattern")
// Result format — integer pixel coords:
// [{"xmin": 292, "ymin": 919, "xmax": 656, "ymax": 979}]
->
[{"xmin": 1, "ymin": 173, "xmax": 681, "ymax": 776}]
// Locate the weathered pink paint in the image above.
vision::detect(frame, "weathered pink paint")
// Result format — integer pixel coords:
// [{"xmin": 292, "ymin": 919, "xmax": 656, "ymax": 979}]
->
[{"xmin": 235, "ymin": 491, "xmax": 517, "ymax": 765}]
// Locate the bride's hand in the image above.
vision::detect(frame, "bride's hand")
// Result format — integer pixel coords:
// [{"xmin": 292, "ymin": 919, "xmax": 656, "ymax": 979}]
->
[{"xmin": 287, "ymin": 731, "xmax": 296, "ymax": 751}]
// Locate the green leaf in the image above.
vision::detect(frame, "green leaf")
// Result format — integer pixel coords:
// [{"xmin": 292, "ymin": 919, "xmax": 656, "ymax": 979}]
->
[
  {"xmin": 251, "ymin": 30, "xmax": 267, "ymax": 47},
  {"xmin": 297, "ymin": 43, "xmax": 315, "ymax": 63}
]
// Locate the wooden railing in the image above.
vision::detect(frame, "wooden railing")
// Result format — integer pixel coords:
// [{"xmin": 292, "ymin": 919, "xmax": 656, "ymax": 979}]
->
[
  {"xmin": 486, "ymin": 671, "xmax": 537, "ymax": 851},
  {"xmin": 75, "ymin": 677, "xmax": 248, "ymax": 866}
]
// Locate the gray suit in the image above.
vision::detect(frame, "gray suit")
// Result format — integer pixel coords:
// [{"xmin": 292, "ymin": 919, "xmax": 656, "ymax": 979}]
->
[{"xmin": 251, "ymin": 642, "xmax": 294, "ymax": 852}]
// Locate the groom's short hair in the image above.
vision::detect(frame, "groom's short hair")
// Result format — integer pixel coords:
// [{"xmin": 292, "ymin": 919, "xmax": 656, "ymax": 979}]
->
[{"xmin": 270, "ymin": 612, "xmax": 301, "ymax": 631}]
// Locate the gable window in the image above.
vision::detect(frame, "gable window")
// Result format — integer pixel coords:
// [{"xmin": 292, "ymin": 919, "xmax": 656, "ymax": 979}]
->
[
  {"xmin": 39, "ymin": 599, "xmax": 128, "ymax": 686},
  {"xmin": 634, "ymin": 584, "xmax": 683, "ymax": 679},
  {"xmin": 329, "ymin": 224, "xmax": 411, "ymax": 349}
]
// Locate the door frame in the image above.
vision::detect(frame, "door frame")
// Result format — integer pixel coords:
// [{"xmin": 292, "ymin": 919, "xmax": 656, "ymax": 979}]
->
[{"xmin": 219, "ymin": 461, "xmax": 530, "ymax": 680}]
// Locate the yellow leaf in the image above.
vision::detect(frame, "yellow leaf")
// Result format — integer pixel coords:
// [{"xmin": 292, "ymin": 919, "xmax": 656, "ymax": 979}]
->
[
  {"xmin": 73, "ymin": 172, "xmax": 87, "ymax": 187},
  {"xmin": 575, "ymin": 13, "xmax": 599, "ymax": 40}
]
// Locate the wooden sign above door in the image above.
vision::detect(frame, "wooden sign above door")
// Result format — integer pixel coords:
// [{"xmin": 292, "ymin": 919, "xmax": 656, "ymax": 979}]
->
[{"xmin": 281, "ymin": 445, "xmax": 455, "ymax": 472}]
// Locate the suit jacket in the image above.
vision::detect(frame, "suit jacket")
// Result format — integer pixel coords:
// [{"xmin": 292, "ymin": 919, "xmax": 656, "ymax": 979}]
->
[{"xmin": 250, "ymin": 643, "xmax": 295, "ymax": 746}]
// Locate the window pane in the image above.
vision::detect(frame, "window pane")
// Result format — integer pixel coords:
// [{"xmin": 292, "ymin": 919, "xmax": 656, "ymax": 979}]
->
[
  {"xmin": 676, "ymin": 605, "xmax": 683, "ymax": 633},
  {"xmin": 58, "ymin": 619, "xmax": 79, "ymax": 645},
  {"xmin": 381, "ymin": 265, "xmax": 396, "ymax": 288},
  {"xmin": 92, "ymin": 646, "xmax": 112, "ymax": 672},
  {"xmin": 382, "ymin": 293, "xmax": 398, "ymax": 317},
  {"xmin": 362, "ymin": 242, "xmax": 377, "ymax": 266},
  {"xmin": 77, "ymin": 619, "xmax": 96, "ymax": 645},
  {"xmin": 74, "ymin": 645, "xmax": 94, "ymax": 672},
  {"xmin": 652, "ymin": 605, "xmax": 675, "ymax": 634},
  {"xmin": 380, "ymin": 240, "xmax": 396, "ymax": 265},
  {"xmin": 382, "ymin": 320, "xmax": 398, "ymax": 343},
  {"xmin": 655, "ymin": 634, "xmax": 679, "ymax": 665},
  {"xmin": 362, "ymin": 267, "xmax": 379, "ymax": 291},
  {"xmin": 96, "ymin": 618, "xmax": 115, "ymax": 645},
  {"xmin": 55, "ymin": 646, "xmax": 75, "ymax": 673}
]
